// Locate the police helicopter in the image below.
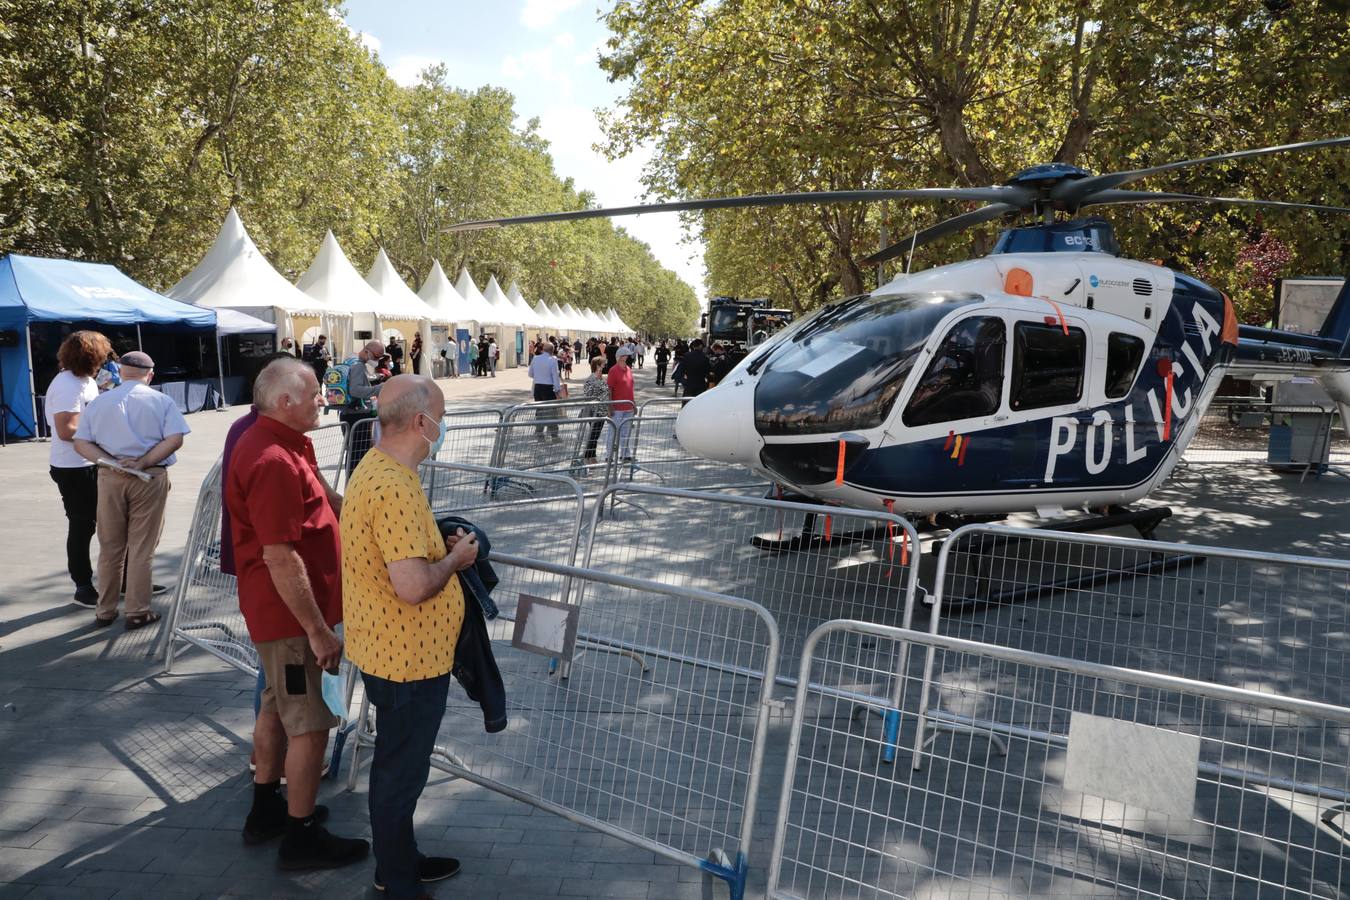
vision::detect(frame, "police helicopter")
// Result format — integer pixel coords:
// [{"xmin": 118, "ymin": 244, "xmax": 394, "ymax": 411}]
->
[{"xmin": 450, "ymin": 137, "xmax": 1350, "ymax": 523}]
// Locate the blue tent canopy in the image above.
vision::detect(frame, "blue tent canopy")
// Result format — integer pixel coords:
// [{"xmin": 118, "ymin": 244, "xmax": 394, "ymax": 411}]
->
[
  {"xmin": 0, "ymin": 254, "xmax": 216, "ymax": 329},
  {"xmin": 0, "ymin": 254, "xmax": 217, "ymax": 442}
]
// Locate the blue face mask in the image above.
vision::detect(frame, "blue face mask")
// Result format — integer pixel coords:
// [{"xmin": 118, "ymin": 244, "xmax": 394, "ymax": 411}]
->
[{"xmin": 421, "ymin": 414, "xmax": 447, "ymax": 459}]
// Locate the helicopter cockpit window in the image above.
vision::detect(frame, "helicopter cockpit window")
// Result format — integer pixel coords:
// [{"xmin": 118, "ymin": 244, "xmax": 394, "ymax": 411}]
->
[
  {"xmin": 754, "ymin": 292, "xmax": 984, "ymax": 436},
  {"xmin": 1010, "ymin": 322, "xmax": 1086, "ymax": 410},
  {"xmin": 902, "ymin": 317, "xmax": 1006, "ymax": 427},
  {"xmin": 1105, "ymin": 332, "xmax": 1145, "ymax": 399}
]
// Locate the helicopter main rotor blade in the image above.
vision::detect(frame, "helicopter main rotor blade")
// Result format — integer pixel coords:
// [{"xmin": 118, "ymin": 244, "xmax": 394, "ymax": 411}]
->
[
  {"xmin": 1080, "ymin": 189, "xmax": 1350, "ymax": 215},
  {"xmin": 863, "ymin": 203, "xmax": 1017, "ymax": 265},
  {"xmin": 446, "ymin": 187, "xmax": 1033, "ymax": 232},
  {"xmin": 1052, "ymin": 136, "xmax": 1350, "ymax": 206}
]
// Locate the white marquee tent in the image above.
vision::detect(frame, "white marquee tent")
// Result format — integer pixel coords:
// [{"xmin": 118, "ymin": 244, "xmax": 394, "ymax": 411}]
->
[
  {"xmin": 417, "ymin": 261, "xmax": 475, "ymax": 376},
  {"xmin": 168, "ymin": 208, "xmax": 330, "ymax": 347},
  {"xmin": 455, "ymin": 269, "xmax": 513, "ymax": 372},
  {"xmin": 483, "ymin": 275, "xmax": 523, "ymax": 367},
  {"xmin": 506, "ymin": 281, "xmax": 545, "ymax": 331},
  {"xmin": 365, "ymin": 249, "xmax": 443, "ymax": 370},
  {"xmin": 294, "ymin": 231, "xmax": 383, "ymax": 355}
]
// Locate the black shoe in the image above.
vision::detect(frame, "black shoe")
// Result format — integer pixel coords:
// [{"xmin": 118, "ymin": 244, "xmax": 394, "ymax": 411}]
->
[
  {"xmin": 374, "ymin": 856, "xmax": 461, "ymax": 891},
  {"xmin": 243, "ymin": 803, "xmax": 329, "ymax": 846},
  {"xmin": 71, "ymin": 584, "xmax": 97, "ymax": 608},
  {"xmin": 276, "ymin": 823, "xmax": 368, "ymax": 870}
]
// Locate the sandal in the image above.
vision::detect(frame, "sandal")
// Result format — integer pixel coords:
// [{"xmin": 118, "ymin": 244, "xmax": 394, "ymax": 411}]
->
[
  {"xmin": 124, "ymin": 611, "xmax": 162, "ymax": 631},
  {"xmin": 94, "ymin": 614, "xmax": 118, "ymax": 628}
]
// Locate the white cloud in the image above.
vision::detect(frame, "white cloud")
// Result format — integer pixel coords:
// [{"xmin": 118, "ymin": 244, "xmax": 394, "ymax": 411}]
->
[
  {"xmin": 501, "ymin": 35, "xmax": 579, "ymax": 100},
  {"xmin": 387, "ymin": 55, "xmax": 443, "ymax": 87},
  {"xmin": 356, "ymin": 31, "xmax": 381, "ymax": 54},
  {"xmin": 520, "ymin": 0, "xmax": 581, "ymax": 30}
]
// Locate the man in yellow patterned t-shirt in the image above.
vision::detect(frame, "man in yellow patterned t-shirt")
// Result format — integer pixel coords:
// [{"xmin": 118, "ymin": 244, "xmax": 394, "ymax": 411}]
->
[{"xmin": 341, "ymin": 375, "xmax": 478, "ymax": 898}]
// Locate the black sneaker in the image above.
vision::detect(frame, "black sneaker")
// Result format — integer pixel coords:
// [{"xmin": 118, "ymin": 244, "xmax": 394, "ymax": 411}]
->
[
  {"xmin": 243, "ymin": 803, "xmax": 329, "ymax": 846},
  {"xmin": 276, "ymin": 823, "xmax": 368, "ymax": 870},
  {"xmin": 71, "ymin": 585, "xmax": 97, "ymax": 608},
  {"xmin": 374, "ymin": 856, "xmax": 461, "ymax": 891},
  {"xmin": 122, "ymin": 583, "xmax": 170, "ymax": 597}
]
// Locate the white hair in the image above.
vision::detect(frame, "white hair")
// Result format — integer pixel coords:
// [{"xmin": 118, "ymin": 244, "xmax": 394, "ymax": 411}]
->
[{"xmin": 253, "ymin": 358, "xmax": 312, "ymax": 411}]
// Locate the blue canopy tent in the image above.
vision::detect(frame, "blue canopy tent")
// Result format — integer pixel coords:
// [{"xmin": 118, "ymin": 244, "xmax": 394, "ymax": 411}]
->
[{"xmin": 0, "ymin": 254, "xmax": 216, "ymax": 441}]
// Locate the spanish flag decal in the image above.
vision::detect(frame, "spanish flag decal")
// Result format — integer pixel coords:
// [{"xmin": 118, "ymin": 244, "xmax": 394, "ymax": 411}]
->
[{"xmin": 944, "ymin": 431, "xmax": 969, "ymax": 466}]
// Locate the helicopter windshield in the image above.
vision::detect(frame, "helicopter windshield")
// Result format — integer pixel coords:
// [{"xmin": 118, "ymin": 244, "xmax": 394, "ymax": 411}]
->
[{"xmin": 754, "ymin": 292, "xmax": 984, "ymax": 436}]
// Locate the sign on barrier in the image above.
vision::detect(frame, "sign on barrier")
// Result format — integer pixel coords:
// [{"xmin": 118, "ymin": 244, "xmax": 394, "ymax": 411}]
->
[
  {"xmin": 345, "ymin": 557, "xmax": 780, "ymax": 900},
  {"xmin": 921, "ymin": 524, "xmax": 1350, "ymax": 769},
  {"xmin": 583, "ymin": 485, "xmax": 920, "ymax": 712},
  {"xmin": 769, "ymin": 621, "xmax": 1350, "ymax": 899},
  {"xmin": 418, "ymin": 460, "xmax": 586, "ymax": 616}
]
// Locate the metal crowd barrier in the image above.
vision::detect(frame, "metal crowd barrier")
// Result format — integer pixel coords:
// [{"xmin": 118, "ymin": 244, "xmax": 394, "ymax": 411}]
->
[
  {"xmin": 310, "ymin": 420, "xmax": 348, "ymax": 489},
  {"xmin": 583, "ymin": 484, "xmax": 921, "ymax": 691},
  {"xmin": 473, "ymin": 416, "xmax": 619, "ymax": 487},
  {"xmin": 918, "ymin": 524, "xmax": 1350, "ymax": 777},
  {"xmin": 615, "ymin": 406, "xmax": 765, "ymax": 491},
  {"xmin": 501, "ymin": 397, "xmax": 598, "ymax": 423},
  {"xmin": 1184, "ymin": 396, "xmax": 1348, "ymax": 467},
  {"xmin": 345, "ymin": 557, "xmax": 781, "ymax": 900},
  {"xmin": 418, "ymin": 460, "xmax": 586, "ymax": 616},
  {"xmin": 341, "ymin": 406, "xmax": 507, "ymax": 489},
  {"xmin": 769, "ymin": 621, "xmax": 1350, "ymax": 899},
  {"xmin": 162, "ymin": 455, "xmax": 362, "ymax": 775}
]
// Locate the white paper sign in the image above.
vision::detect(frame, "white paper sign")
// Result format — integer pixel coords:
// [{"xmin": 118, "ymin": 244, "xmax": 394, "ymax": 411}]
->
[{"xmin": 1063, "ymin": 712, "xmax": 1200, "ymax": 821}]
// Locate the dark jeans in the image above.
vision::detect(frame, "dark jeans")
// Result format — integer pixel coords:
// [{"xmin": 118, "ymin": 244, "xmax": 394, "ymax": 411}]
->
[
  {"xmin": 655, "ymin": 363, "xmax": 667, "ymax": 385},
  {"xmin": 533, "ymin": 384, "xmax": 558, "ymax": 436},
  {"xmin": 50, "ymin": 465, "xmax": 98, "ymax": 588},
  {"xmin": 584, "ymin": 420, "xmax": 604, "ymax": 457},
  {"xmin": 361, "ymin": 671, "xmax": 451, "ymax": 900}
]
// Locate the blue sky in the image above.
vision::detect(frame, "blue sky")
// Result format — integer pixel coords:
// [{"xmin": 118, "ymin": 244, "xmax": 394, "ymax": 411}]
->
[{"xmin": 340, "ymin": 0, "xmax": 706, "ymax": 297}]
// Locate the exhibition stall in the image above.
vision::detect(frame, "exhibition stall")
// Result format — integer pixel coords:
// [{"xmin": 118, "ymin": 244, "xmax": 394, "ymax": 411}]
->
[{"xmin": 0, "ymin": 254, "xmax": 216, "ymax": 439}]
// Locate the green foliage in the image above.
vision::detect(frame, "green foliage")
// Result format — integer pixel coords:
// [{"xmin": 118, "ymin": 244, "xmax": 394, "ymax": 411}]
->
[
  {"xmin": 0, "ymin": 1, "xmax": 695, "ymax": 335},
  {"xmin": 600, "ymin": 0, "xmax": 1350, "ymax": 320}
]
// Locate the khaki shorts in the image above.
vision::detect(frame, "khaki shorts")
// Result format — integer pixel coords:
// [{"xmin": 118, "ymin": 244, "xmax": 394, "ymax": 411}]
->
[{"xmin": 256, "ymin": 636, "xmax": 339, "ymax": 738}]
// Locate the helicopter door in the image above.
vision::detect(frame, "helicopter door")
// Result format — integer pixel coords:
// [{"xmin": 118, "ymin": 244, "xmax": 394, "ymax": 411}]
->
[{"xmin": 900, "ymin": 315, "xmax": 1008, "ymax": 435}]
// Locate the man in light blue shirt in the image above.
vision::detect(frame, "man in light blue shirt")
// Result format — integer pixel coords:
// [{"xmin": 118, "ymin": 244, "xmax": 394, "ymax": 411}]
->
[
  {"xmin": 527, "ymin": 341, "xmax": 563, "ymax": 440},
  {"xmin": 73, "ymin": 351, "xmax": 190, "ymax": 628}
]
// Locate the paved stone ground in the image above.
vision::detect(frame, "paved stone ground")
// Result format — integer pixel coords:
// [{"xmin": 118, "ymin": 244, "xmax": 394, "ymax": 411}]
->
[{"xmin": 2, "ymin": 357, "xmax": 1350, "ymax": 899}]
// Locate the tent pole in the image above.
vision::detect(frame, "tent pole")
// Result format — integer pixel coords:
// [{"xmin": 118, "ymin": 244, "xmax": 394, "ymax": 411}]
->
[
  {"xmin": 216, "ymin": 334, "xmax": 228, "ymax": 411},
  {"xmin": 25, "ymin": 323, "xmax": 38, "ymax": 439},
  {"xmin": 136, "ymin": 323, "xmax": 143, "ymax": 350}
]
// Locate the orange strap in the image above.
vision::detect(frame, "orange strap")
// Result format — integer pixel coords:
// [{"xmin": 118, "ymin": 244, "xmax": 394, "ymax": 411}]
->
[
  {"xmin": 882, "ymin": 499, "xmax": 909, "ymax": 577},
  {"xmin": 823, "ymin": 514, "xmax": 833, "ymax": 543},
  {"xmin": 1041, "ymin": 297, "xmax": 1069, "ymax": 335},
  {"xmin": 835, "ymin": 439, "xmax": 846, "ymax": 486}
]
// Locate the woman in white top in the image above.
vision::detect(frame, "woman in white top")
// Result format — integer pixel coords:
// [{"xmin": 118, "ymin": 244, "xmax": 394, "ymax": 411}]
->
[{"xmin": 46, "ymin": 330, "xmax": 113, "ymax": 608}]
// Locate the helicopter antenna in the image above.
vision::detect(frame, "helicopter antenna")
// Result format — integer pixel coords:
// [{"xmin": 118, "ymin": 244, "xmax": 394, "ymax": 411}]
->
[{"xmin": 904, "ymin": 226, "xmax": 918, "ymax": 275}]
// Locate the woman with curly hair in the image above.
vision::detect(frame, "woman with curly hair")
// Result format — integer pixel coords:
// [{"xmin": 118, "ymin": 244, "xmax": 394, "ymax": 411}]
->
[{"xmin": 47, "ymin": 330, "xmax": 113, "ymax": 608}]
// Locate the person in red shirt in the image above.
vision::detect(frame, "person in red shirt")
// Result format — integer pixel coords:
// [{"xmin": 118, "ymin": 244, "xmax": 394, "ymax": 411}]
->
[
  {"xmin": 607, "ymin": 346, "xmax": 636, "ymax": 460},
  {"xmin": 225, "ymin": 357, "xmax": 368, "ymax": 870}
]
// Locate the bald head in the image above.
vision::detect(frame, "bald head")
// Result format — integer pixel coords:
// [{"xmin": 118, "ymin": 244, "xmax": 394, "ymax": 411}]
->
[
  {"xmin": 361, "ymin": 340, "xmax": 386, "ymax": 361},
  {"xmin": 377, "ymin": 374, "xmax": 443, "ymax": 432}
]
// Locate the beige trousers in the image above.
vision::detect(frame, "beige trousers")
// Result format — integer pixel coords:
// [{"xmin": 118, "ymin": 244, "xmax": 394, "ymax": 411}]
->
[{"xmin": 95, "ymin": 467, "xmax": 170, "ymax": 619}]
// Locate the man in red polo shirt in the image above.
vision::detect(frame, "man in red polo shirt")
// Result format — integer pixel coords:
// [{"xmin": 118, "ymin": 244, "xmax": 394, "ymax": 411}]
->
[{"xmin": 225, "ymin": 358, "xmax": 368, "ymax": 870}]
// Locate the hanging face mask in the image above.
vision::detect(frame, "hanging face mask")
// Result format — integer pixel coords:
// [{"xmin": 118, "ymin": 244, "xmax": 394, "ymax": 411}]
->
[{"xmin": 421, "ymin": 413, "xmax": 447, "ymax": 459}]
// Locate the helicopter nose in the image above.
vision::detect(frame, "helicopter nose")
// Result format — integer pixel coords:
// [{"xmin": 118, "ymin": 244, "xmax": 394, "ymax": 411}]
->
[{"xmin": 675, "ymin": 379, "xmax": 759, "ymax": 464}]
